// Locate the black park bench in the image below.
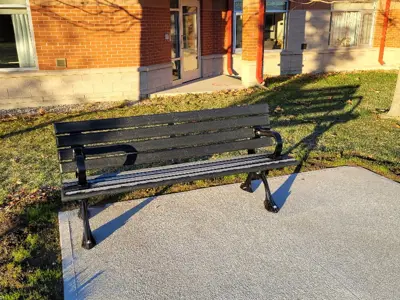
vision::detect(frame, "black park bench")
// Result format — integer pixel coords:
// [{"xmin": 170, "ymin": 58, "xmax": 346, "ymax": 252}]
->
[{"xmin": 54, "ymin": 104, "xmax": 298, "ymax": 249}]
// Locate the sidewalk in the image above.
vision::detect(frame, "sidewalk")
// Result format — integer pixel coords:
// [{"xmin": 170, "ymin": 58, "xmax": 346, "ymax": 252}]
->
[{"xmin": 59, "ymin": 167, "xmax": 400, "ymax": 300}]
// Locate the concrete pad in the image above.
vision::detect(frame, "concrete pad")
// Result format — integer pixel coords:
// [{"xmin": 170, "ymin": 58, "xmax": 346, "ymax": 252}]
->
[
  {"xmin": 150, "ymin": 75, "xmax": 244, "ymax": 98},
  {"xmin": 59, "ymin": 167, "xmax": 400, "ymax": 300}
]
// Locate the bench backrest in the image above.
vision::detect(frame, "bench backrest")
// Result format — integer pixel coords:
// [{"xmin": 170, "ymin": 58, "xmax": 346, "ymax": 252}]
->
[{"xmin": 54, "ymin": 104, "xmax": 272, "ymax": 175}]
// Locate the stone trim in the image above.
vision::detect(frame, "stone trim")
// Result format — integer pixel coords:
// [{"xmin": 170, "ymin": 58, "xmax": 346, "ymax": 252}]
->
[
  {"xmin": 201, "ymin": 54, "xmax": 225, "ymax": 60},
  {"xmin": 230, "ymin": 47, "xmax": 400, "ymax": 77},
  {"xmin": 138, "ymin": 62, "xmax": 172, "ymax": 72},
  {"xmin": 0, "ymin": 67, "xmax": 141, "ymax": 109},
  {"xmin": 0, "ymin": 67, "xmax": 141, "ymax": 79}
]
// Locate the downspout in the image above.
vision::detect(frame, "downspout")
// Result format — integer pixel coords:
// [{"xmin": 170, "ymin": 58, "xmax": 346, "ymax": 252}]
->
[
  {"xmin": 378, "ymin": 0, "xmax": 391, "ymax": 65},
  {"xmin": 227, "ymin": 0, "xmax": 233, "ymax": 75},
  {"xmin": 256, "ymin": 0, "xmax": 265, "ymax": 84}
]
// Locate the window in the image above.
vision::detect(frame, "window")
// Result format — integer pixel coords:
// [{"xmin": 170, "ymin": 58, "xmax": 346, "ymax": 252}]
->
[
  {"xmin": 233, "ymin": 0, "xmax": 288, "ymax": 52},
  {"xmin": 0, "ymin": 0, "xmax": 35, "ymax": 69},
  {"xmin": 264, "ymin": 0, "xmax": 288, "ymax": 50},
  {"xmin": 329, "ymin": 2, "xmax": 375, "ymax": 47}
]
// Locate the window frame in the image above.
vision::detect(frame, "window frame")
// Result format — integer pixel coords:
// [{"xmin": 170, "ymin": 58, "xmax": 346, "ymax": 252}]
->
[
  {"xmin": 0, "ymin": 0, "xmax": 38, "ymax": 72},
  {"xmin": 233, "ymin": 0, "xmax": 289, "ymax": 54},
  {"xmin": 328, "ymin": 2, "xmax": 377, "ymax": 49}
]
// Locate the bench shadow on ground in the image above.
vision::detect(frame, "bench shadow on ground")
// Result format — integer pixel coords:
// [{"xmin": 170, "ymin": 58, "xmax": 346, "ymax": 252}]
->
[
  {"xmin": 91, "ymin": 186, "xmax": 170, "ymax": 246},
  {"xmin": 250, "ymin": 172, "xmax": 298, "ymax": 209},
  {"xmin": 64, "ymin": 268, "xmax": 105, "ymax": 299},
  {"xmin": 88, "ymin": 78, "xmax": 363, "ymax": 245},
  {"xmin": 90, "ymin": 176, "xmax": 299, "ymax": 247},
  {"xmin": 91, "ymin": 196, "xmax": 156, "ymax": 245},
  {"xmin": 233, "ymin": 76, "xmax": 363, "ymax": 209}
]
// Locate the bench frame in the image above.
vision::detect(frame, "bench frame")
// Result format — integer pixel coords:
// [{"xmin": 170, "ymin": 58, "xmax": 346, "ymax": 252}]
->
[
  {"xmin": 54, "ymin": 105, "xmax": 297, "ymax": 250},
  {"xmin": 77, "ymin": 127, "xmax": 285, "ymax": 249}
]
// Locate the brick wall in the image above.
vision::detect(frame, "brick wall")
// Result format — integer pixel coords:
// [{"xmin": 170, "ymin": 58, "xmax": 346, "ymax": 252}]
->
[
  {"xmin": 30, "ymin": 0, "xmax": 170, "ymax": 70},
  {"xmin": 373, "ymin": 8, "xmax": 400, "ymax": 48},
  {"xmin": 201, "ymin": 0, "xmax": 229, "ymax": 56}
]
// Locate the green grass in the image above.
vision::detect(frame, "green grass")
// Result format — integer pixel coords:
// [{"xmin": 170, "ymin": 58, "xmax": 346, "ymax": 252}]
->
[{"xmin": 0, "ymin": 70, "xmax": 399, "ymax": 299}]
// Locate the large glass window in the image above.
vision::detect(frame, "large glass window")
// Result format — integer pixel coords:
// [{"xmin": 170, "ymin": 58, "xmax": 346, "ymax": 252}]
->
[
  {"xmin": 233, "ymin": 0, "xmax": 288, "ymax": 52},
  {"xmin": 264, "ymin": 12, "xmax": 286, "ymax": 50},
  {"xmin": 0, "ymin": 0, "xmax": 36, "ymax": 68},
  {"xmin": 233, "ymin": 0, "xmax": 243, "ymax": 50},
  {"xmin": 329, "ymin": 2, "xmax": 375, "ymax": 47},
  {"xmin": 264, "ymin": 0, "xmax": 287, "ymax": 50},
  {"xmin": 235, "ymin": 14, "xmax": 242, "ymax": 49}
]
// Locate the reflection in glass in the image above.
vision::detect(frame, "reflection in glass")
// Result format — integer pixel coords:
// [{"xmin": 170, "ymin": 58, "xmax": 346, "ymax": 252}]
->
[
  {"xmin": 170, "ymin": 11, "xmax": 180, "ymax": 59},
  {"xmin": 266, "ymin": 0, "xmax": 287, "ymax": 11},
  {"xmin": 264, "ymin": 13, "xmax": 286, "ymax": 50},
  {"xmin": 235, "ymin": 14, "xmax": 242, "ymax": 49},
  {"xmin": 330, "ymin": 12, "xmax": 359, "ymax": 47},
  {"xmin": 360, "ymin": 13, "xmax": 373, "ymax": 45},
  {"xmin": 330, "ymin": 11, "xmax": 373, "ymax": 47},
  {"xmin": 234, "ymin": 0, "xmax": 243, "ymax": 11},
  {"xmin": 172, "ymin": 60, "xmax": 181, "ymax": 81},
  {"xmin": 182, "ymin": 6, "xmax": 198, "ymax": 72}
]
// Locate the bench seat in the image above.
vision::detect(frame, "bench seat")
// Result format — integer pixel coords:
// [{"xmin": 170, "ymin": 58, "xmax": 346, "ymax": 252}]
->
[
  {"xmin": 54, "ymin": 104, "xmax": 298, "ymax": 249},
  {"xmin": 62, "ymin": 153, "xmax": 297, "ymax": 201}
]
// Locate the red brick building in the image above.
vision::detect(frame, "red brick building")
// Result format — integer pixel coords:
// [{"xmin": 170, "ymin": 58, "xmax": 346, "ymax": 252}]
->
[{"xmin": 0, "ymin": 0, "xmax": 399, "ymax": 109}]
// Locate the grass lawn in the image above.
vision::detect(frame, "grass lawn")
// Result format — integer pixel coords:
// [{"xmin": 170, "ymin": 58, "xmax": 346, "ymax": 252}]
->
[{"xmin": 1, "ymin": 70, "xmax": 399, "ymax": 299}]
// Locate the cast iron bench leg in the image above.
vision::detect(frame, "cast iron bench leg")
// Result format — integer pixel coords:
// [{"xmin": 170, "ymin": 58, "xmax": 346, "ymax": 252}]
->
[
  {"xmin": 260, "ymin": 171, "xmax": 279, "ymax": 213},
  {"xmin": 81, "ymin": 199, "xmax": 96, "ymax": 249},
  {"xmin": 240, "ymin": 172, "xmax": 257, "ymax": 193},
  {"xmin": 78, "ymin": 202, "xmax": 90, "ymax": 220}
]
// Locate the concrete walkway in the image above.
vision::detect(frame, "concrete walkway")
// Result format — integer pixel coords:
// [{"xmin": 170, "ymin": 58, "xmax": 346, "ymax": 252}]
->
[
  {"xmin": 150, "ymin": 75, "xmax": 244, "ymax": 98},
  {"xmin": 59, "ymin": 167, "xmax": 400, "ymax": 300}
]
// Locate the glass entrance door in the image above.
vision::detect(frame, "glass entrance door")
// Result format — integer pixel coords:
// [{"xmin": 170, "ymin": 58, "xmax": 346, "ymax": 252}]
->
[{"xmin": 170, "ymin": 0, "xmax": 200, "ymax": 84}]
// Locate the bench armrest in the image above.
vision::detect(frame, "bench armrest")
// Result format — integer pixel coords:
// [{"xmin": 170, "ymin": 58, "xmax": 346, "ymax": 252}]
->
[
  {"xmin": 254, "ymin": 127, "xmax": 283, "ymax": 159},
  {"xmin": 73, "ymin": 147, "xmax": 88, "ymax": 186}
]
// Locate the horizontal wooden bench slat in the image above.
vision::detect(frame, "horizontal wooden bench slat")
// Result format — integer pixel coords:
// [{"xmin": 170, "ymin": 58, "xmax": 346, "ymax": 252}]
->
[
  {"xmin": 58, "ymin": 128, "xmax": 255, "ymax": 161},
  {"xmin": 54, "ymin": 104, "xmax": 269, "ymax": 134},
  {"xmin": 56, "ymin": 115, "xmax": 268, "ymax": 148},
  {"xmin": 53, "ymin": 104, "xmax": 298, "ymax": 250},
  {"xmin": 62, "ymin": 155, "xmax": 296, "ymax": 201},
  {"xmin": 63, "ymin": 153, "xmax": 273, "ymax": 187},
  {"xmin": 60, "ymin": 137, "xmax": 272, "ymax": 173},
  {"xmin": 65, "ymin": 154, "xmax": 279, "ymax": 190}
]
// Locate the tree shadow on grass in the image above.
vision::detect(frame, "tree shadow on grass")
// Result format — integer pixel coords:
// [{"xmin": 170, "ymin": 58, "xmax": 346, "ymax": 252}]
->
[
  {"xmin": 231, "ymin": 75, "xmax": 363, "ymax": 209},
  {"xmin": 0, "ymin": 103, "xmax": 125, "ymax": 140}
]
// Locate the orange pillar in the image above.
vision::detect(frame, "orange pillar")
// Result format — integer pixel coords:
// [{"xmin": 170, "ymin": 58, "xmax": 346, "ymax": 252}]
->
[{"xmin": 242, "ymin": 0, "xmax": 264, "ymax": 86}]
